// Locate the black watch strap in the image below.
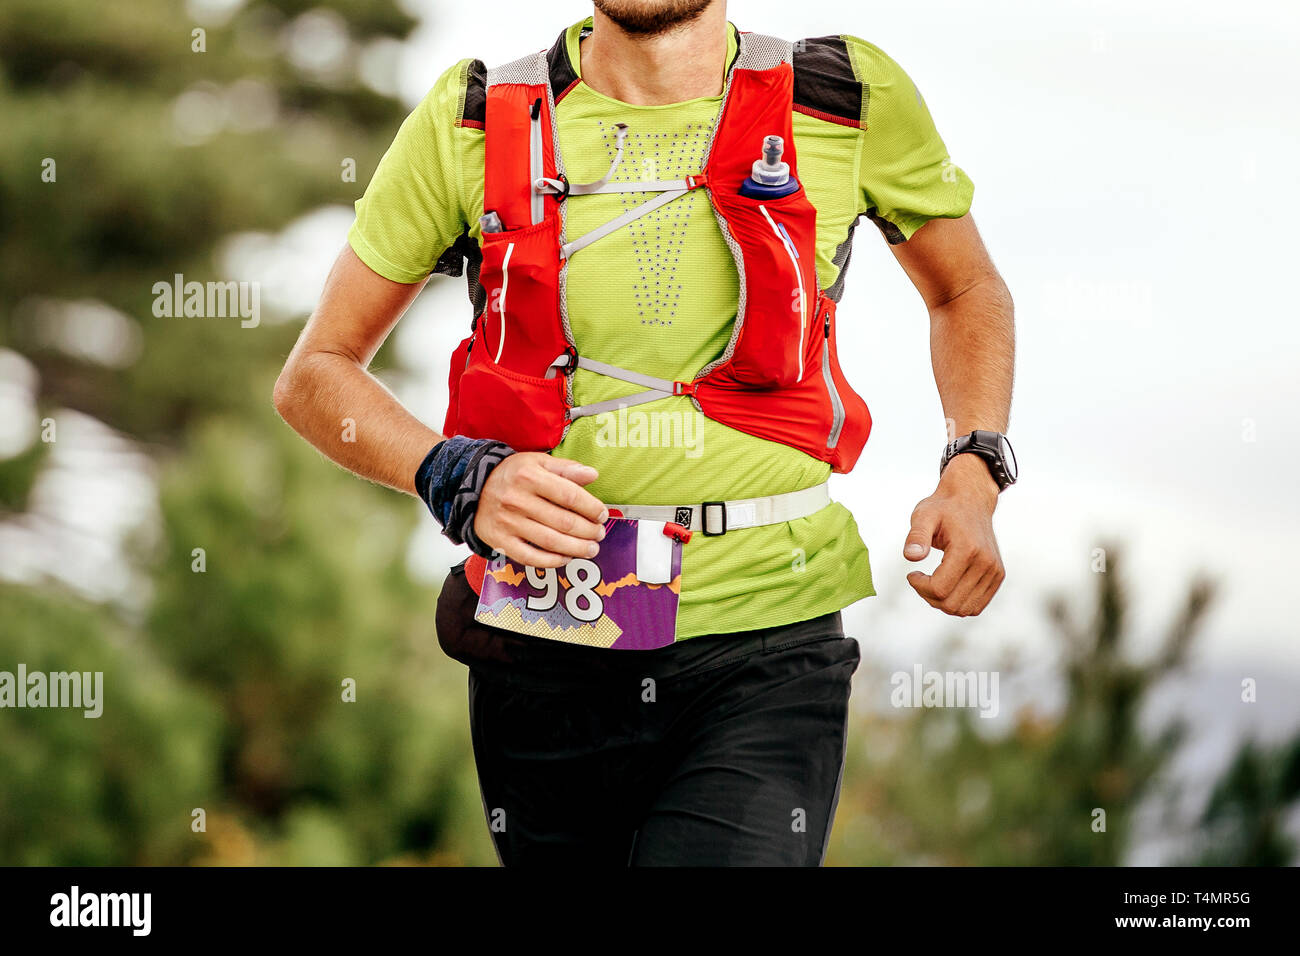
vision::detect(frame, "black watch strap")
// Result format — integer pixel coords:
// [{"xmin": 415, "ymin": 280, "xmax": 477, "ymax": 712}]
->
[{"xmin": 940, "ymin": 430, "xmax": 1018, "ymax": 491}]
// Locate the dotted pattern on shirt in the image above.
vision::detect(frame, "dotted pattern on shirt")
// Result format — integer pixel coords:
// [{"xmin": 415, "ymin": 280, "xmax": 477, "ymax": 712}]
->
[{"xmin": 593, "ymin": 119, "xmax": 714, "ymax": 328}]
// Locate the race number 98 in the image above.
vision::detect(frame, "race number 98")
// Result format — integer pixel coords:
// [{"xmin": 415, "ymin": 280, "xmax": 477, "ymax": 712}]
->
[{"xmin": 525, "ymin": 559, "xmax": 604, "ymax": 622}]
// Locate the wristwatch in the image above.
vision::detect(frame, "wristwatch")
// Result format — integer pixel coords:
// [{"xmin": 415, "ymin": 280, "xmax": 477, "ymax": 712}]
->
[{"xmin": 940, "ymin": 430, "xmax": 1018, "ymax": 491}]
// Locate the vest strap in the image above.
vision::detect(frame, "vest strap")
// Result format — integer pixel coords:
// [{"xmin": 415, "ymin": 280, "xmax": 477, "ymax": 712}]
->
[
  {"xmin": 605, "ymin": 482, "xmax": 832, "ymax": 536},
  {"xmin": 546, "ymin": 354, "xmax": 698, "ymax": 420},
  {"xmin": 569, "ymin": 389, "xmax": 672, "ymax": 419},
  {"xmin": 570, "ymin": 178, "xmax": 701, "ymax": 195},
  {"xmin": 560, "ymin": 186, "xmax": 689, "ymax": 259},
  {"xmin": 575, "ymin": 355, "xmax": 676, "ymax": 392}
]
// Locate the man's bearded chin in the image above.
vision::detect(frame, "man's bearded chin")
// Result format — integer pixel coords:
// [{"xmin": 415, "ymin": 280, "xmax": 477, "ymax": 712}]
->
[{"xmin": 591, "ymin": 0, "xmax": 716, "ymax": 37}]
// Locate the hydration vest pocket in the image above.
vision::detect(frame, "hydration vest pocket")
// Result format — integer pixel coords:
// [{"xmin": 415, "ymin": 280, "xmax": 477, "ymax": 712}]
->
[
  {"xmin": 446, "ymin": 215, "xmax": 570, "ymax": 449},
  {"xmin": 455, "ymin": 340, "xmax": 569, "ymax": 451},
  {"xmin": 818, "ymin": 296, "xmax": 871, "ymax": 472},
  {"xmin": 693, "ymin": 294, "xmax": 870, "ymax": 474},
  {"xmin": 712, "ymin": 185, "xmax": 820, "ymax": 388},
  {"xmin": 474, "ymin": 218, "xmax": 567, "ymax": 369}
]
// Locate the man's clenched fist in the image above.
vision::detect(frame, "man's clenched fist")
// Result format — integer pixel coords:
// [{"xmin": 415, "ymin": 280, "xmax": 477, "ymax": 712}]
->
[
  {"xmin": 475, "ymin": 453, "xmax": 609, "ymax": 569},
  {"xmin": 904, "ymin": 454, "xmax": 1005, "ymax": 617}
]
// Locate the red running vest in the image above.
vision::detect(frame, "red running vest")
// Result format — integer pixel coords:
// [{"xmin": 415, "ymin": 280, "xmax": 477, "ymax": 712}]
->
[{"xmin": 442, "ymin": 28, "xmax": 871, "ymax": 473}]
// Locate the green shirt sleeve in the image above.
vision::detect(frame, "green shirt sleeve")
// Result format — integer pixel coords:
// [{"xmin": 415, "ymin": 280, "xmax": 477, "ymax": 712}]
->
[
  {"xmin": 845, "ymin": 37, "xmax": 975, "ymax": 243},
  {"xmin": 347, "ymin": 58, "xmax": 476, "ymax": 283}
]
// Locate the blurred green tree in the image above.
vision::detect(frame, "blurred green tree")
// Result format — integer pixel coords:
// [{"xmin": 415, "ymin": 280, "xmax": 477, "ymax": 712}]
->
[
  {"xmin": 0, "ymin": 0, "xmax": 496, "ymax": 864},
  {"xmin": 0, "ymin": 581, "xmax": 222, "ymax": 865},
  {"xmin": 0, "ymin": 0, "xmax": 416, "ymax": 458},
  {"xmin": 1188, "ymin": 732, "xmax": 1300, "ymax": 866}
]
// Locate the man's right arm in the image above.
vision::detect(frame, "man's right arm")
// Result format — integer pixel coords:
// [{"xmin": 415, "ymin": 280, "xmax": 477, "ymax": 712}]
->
[{"xmin": 272, "ymin": 245, "xmax": 607, "ymax": 567}]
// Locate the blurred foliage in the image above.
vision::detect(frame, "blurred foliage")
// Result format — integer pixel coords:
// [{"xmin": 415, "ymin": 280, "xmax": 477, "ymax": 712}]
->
[
  {"xmin": 0, "ymin": 581, "xmax": 222, "ymax": 865},
  {"xmin": 0, "ymin": 0, "xmax": 415, "ymax": 439},
  {"xmin": 0, "ymin": 0, "xmax": 496, "ymax": 865},
  {"xmin": 143, "ymin": 407, "xmax": 489, "ymax": 865},
  {"xmin": 0, "ymin": 437, "xmax": 48, "ymax": 512},
  {"xmin": 1186, "ymin": 732, "xmax": 1300, "ymax": 866},
  {"xmin": 1, "ymin": 2, "xmax": 1296, "ymax": 867},
  {"xmin": 828, "ymin": 546, "xmax": 1295, "ymax": 866}
]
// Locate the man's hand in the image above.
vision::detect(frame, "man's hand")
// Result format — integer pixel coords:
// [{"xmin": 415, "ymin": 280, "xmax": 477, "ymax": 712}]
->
[
  {"xmin": 904, "ymin": 454, "xmax": 1005, "ymax": 616},
  {"xmin": 475, "ymin": 453, "xmax": 609, "ymax": 569}
]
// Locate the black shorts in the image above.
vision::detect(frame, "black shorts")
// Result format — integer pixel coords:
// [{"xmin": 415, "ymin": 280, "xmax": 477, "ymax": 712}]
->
[{"xmin": 435, "ymin": 558, "xmax": 861, "ymax": 866}]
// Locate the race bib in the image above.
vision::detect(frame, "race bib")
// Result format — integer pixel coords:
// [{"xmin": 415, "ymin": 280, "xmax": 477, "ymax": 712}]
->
[{"xmin": 473, "ymin": 517, "xmax": 683, "ymax": 649}]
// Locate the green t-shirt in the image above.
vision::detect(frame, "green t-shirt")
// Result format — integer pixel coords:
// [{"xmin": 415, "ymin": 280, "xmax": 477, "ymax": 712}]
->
[{"xmin": 349, "ymin": 17, "xmax": 974, "ymax": 639}]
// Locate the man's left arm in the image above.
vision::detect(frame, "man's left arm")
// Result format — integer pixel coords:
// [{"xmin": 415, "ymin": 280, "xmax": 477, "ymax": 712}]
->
[{"xmin": 890, "ymin": 212, "xmax": 1015, "ymax": 616}]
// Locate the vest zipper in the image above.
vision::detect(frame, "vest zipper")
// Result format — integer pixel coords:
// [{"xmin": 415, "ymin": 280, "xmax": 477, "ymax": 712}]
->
[
  {"xmin": 529, "ymin": 97, "xmax": 544, "ymax": 225},
  {"xmin": 821, "ymin": 303, "xmax": 845, "ymax": 449},
  {"xmin": 759, "ymin": 205, "xmax": 806, "ymax": 383}
]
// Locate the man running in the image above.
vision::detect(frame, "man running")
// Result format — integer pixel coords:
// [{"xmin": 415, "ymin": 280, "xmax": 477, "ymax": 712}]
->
[{"xmin": 274, "ymin": 0, "xmax": 1015, "ymax": 866}]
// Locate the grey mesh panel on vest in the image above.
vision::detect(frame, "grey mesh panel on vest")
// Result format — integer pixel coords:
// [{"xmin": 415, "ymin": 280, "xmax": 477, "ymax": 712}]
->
[
  {"xmin": 547, "ymin": 50, "xmax": 577, "ymax": 441},
  {"xmin": 867, "ymin": 208, "xmax": 907, "ymax": 245},
  {"xmin": 695, "ymin": 31, "xmax": 797, "ymax": 383},
  {"xmin": 485, "ymin": 48, "xmax": 548, "ymax": 88},
  {"xmin": 825, "ymin": 211, "xmax": 864, "ymax": 303},
  {"xmin": 737, "ymin": 31, "xmax": 794, "ymax": 70}
]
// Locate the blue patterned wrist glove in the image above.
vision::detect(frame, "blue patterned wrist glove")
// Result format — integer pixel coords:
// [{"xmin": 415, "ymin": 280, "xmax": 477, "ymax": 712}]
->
[{"xmin": 414, "ymin": 436, "xmax": 515, "ymax": 557}]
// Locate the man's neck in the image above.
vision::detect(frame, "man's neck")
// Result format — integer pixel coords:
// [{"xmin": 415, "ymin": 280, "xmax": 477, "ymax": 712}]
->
[{"xmin": 580, "ymin": 6, "xmax": 730, "ymax": 105}]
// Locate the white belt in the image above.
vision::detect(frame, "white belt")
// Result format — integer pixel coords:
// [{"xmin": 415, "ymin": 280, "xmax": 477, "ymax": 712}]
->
[{"xmin": 604, "ymin": 482, "xmax": 831, "ymax": 536}]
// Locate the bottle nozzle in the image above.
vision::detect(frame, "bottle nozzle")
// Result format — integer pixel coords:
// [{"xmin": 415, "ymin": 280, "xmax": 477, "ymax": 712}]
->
[
  {"xmin": 763, "ymin": 135, "xmax": 784, "ymax": 166},
  {"xmin": 749, "ymin": 134, "xmax": 790, "ymax": 186}
]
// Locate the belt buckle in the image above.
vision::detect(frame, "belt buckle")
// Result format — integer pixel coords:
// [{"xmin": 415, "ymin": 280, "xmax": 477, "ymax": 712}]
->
[{"xmin": 701, "ymin": 501, "xmax": 727, "ymax": 536}]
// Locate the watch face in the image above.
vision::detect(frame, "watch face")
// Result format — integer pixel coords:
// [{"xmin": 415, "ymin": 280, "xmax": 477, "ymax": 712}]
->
[{"xmin": 999, "ymin": 435, "xmax": 1018, "ymax": 481}]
